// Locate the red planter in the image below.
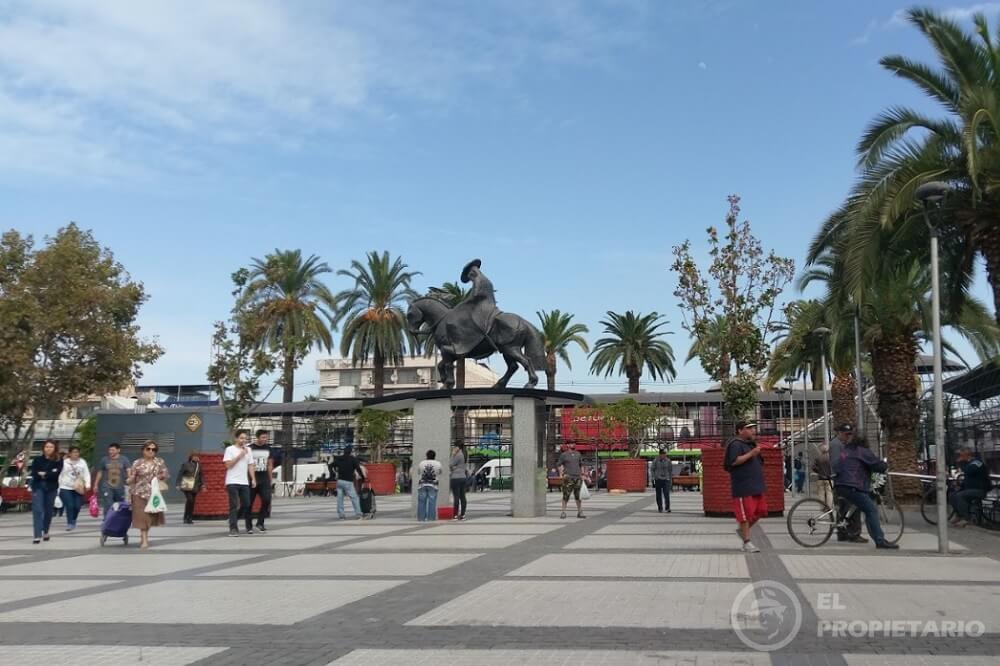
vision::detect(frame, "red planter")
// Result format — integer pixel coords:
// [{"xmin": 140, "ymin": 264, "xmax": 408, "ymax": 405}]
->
[
  {"xmin": 365, "ymin": 462, "xmax": 397, "ymax": 495},
  {"xmin": 192, "ymin": 452, "xmax": 230, "ymax": 520},
  {"xmin": 605, "ymin": 458, "xmax": 647, "ymax": 492},
  {"xmin": 438, "ymin": 506, "xmax": 455, "ymax": 520},
  {"xmin": 702, "ymin": 446, "xmax": 785, "ymax": 517}
]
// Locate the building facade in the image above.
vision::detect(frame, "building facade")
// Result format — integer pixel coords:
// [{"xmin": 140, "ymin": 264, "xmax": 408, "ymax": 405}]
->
[{"xmin": 316, "ymin": 356, "xmax": 499, "ymax": 398}]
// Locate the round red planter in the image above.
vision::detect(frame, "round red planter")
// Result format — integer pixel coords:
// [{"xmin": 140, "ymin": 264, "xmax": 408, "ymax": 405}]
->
[
  {"xmin": 605, "ymin": 458, "xmax": 647, "ymax": 492},
  {"xmin": 364, "ymin": 462, "xmax": 397, "ymax": 495},
  {"xmin": 702, "ymin": 446, "xmax": 785, "ymax": 517}
]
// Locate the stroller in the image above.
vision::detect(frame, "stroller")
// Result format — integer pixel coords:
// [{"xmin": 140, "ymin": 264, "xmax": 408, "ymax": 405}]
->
[{"xmin": 100, "ymin": 501, "xmax": 132, "ymax": 546}]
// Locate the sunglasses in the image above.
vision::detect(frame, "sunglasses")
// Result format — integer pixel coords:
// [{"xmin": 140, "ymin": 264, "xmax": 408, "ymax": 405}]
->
[{"xmin": 145, "ymin": 446, "xmax": 158, "ymax": 452}]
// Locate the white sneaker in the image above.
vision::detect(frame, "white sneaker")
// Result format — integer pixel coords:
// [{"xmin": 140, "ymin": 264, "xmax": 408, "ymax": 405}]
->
[{"xmin": 742, "ymin": 541, "xmax": 760, "ymax": 553}]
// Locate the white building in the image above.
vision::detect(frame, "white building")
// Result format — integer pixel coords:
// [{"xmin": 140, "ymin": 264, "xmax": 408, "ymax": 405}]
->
[{"xmin": 316, "ymin": 356, "xmax": 499, "ymax": 399}]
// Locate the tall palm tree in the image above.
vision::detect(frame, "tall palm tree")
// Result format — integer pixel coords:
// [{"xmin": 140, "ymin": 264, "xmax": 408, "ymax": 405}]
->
[
  {"xmin": 239, "ymin": 249, "xmax": 337, "ymax": 472},
  {"xmin": 536, "ymin": 310, "xmax": 589, "ymax": 391},
  {"xmin": 334, "ymin": 251, "xmax": 420, "ymax": 397},
  {"xmin": 428, "ymin": 282, "xmax": 469, "ymax": 388},
  {"xmin": 240, "ymin": 249, "xmax": 337, "ymax": 404},
  {"xmin": 846, "ymin": 7, "xmax": 1000, "ymax": 320},
  {"xmin": 589, "ymin": 311, "xmax": 675, "ymax": 394}
]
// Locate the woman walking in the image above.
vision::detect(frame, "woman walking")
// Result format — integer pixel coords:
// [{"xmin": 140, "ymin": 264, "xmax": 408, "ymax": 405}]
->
[
  {"xmin": 175, "ymin": 450, "xmax": 204, "ymax": 524},
  {"xmin": 128, "ymin": 440, "xmax": 169, "ymax": 549},
  {"xmin": 449, "ymin": 442, "xmax": 468, "ymax": 521},
  {"xmin": 57, "ymin": 446, "xmax": 91, "ymax": 531},
  {"xmin": 29, "ymin": 440, "xmax": 62, "ymax": 544}
]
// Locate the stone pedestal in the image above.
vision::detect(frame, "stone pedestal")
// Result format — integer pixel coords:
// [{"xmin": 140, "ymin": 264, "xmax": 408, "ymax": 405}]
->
[
  {"xmin": 411, "ymin": 397, "xmax": 452, "ymax": 519},
  {"xmin": 511, "ymin": 396, "xmax": 547, "ymax": 517}
]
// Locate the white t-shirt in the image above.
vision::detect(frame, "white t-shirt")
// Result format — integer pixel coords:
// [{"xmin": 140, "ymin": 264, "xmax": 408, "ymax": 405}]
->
[
  {"xmin": 417, "ymin": 459, "xmax": 443, "ymax": 488},
  {"xmin": 223, "ymin": 445, "xmax": 252, "ymax": 486}
]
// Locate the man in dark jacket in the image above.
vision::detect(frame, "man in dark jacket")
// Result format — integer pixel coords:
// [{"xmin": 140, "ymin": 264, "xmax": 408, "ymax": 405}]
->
[
  {"xmin": 832, "ymin": 424, "xmax": 865, "ymax": 543},
  {"xmin": 725, "ymin": 420, "xmax": 767, "ymax": 553},
  {"xmin": 950, "ymin": 447, "xmax": 992, "ymax": 528},
  {"xmin": 651, "ymin": 449, "xmax": 672, "ymax": 513},
  {"xmin": 333, "ymin": 445, "xmax": 366, "ymax": 520},
  {"xmin": 833, "ymin": 436, "xmax": 898, "ymax": 549}
]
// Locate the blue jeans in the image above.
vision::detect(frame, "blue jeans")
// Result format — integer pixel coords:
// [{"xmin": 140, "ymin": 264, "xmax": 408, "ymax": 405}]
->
[
  {"xmin": 337, "ymin": 480, "xmax": 360, "ymax": 517},
  {"xmin": 417, "ymin": 485, "xmax": 438, "ymax": 521},
  {"xmin": 59, "ymin": 489, "xmax": 83, "ymax": 527},
  {"xmin": 949, "ymin": 489, "xmax": 987, "ymax": 521},
  {"xmin": 836, "ymin": 486, "xmax": 885, "ymax": 544},
  {"xmin": 31, "ymin": 486, "xmax": 57, "ymax": 539},
  {"xmin": 100, "ymin": 486, "xmax": 126, "ymax": 516}
]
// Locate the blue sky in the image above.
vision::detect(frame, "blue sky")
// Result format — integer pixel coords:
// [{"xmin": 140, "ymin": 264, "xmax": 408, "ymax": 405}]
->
[{"xmin": 1, "ymin": 0, "xmax": 995, "ymax": 396}]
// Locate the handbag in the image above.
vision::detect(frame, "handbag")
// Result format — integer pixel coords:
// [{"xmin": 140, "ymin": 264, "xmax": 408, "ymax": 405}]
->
[
  {"xmin": 179, "ymin": 462, "xmax": 199, "ymax": 492},
  {"xmin": 73, "ymin": 478, "xmax": 87, "ymax": 495},
  {"xmin": 145, "ymin": 477, "xmax": 167, "ymax": 514},
  {"xmin": 88, "ymin": 493, "xmax": 99, "ymax": 518}
]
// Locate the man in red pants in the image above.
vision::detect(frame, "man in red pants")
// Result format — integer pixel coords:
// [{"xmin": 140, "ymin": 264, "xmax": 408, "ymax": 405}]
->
[{"xmin": 725, "ymin": 420, "xmax": 767, "ymax": 553}]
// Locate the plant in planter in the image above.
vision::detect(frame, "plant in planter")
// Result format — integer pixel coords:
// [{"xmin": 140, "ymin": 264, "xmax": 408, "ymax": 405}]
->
[
  {"xmin": 355, "ymin": 408, "xmax": 404, "ymax": 495},
  {"xmin": 601, "ymin": 399, "xmax": 662, "ymax": 492}
]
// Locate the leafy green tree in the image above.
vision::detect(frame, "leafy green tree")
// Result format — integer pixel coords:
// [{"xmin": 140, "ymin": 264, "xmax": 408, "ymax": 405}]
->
[
  {"xmin": 73, "ymin": 415, "xmax": 98, "ymax": 466},
  {"xmin": 0, "ymin": 224, "xmax": 163, "ymax": 454},
  {"xmin": 335, "ymin": 251, "xmax": 420, "ymax": 397},
  {"xmin": 237, "ymin": 250, "xmax": 336, "ymax": 474},
  {"xmin": 355, "ymin": 407, "xmax": 403, "ymax": 463},
  {"xmin": 589, "ymin": 311, "xmax": 675, "ymax": 394},
  {"xmin": 536, "ymin": 309, "xmax": 589, "ymax": 391},
  {"xmin": 671, "ymin": 196, "xmax": 795, "ymax": 424}
]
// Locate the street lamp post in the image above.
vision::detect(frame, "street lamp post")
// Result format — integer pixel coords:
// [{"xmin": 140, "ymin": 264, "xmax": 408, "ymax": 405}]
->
[
  {"xmin": 916, "ymin": 180, "xmax": 951, "ymax": 555},
  {"xmin": 854, "ymin": 308, "xmax": 865, "ymax": 436},
  {"xmin": 813, "ymin": 327, "xmax": 832, "ymax": 499},
  {"xmin": 802, "ymin": 363, "xmax": 809, "ymax": 498},
  {"xmin": 785, "ymin": 374, "xmax": 796, "ymax": 496}
]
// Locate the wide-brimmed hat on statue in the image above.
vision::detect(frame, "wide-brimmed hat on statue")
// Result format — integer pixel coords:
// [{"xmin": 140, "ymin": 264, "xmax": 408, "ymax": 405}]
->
[{"xmin": 460, "ymin": 258, "xmax": 482, "ymax": 283}]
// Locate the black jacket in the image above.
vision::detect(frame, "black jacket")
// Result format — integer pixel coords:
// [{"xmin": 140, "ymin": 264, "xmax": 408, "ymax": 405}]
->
[
  {"xmin": 333, "ymin": 455, "xmax": 364, "ymax": 482},
  {"xmin": 30, "ymin": 456, "xmax": 62, "ymax": 492},
  {"xmin": 175, "ymin": 460, "xmax": 203, "ymax": 490}
]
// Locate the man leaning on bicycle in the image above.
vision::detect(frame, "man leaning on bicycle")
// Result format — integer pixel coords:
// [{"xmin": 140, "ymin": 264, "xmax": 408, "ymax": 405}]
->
[
  {"xmin": 834, "ymin": 435, "xmax": 900, "ymax": 550},
  {"xmin": 950, "ymin": 447, "xmax": 991, "ymax": 528}
]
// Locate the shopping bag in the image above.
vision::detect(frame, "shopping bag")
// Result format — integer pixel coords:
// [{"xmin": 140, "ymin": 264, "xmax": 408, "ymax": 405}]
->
[
  {"xmin": 579, "ymin": 479, "xmax": 591, "ymax": 500},
  {"xmin": 145, "ymin": 478, "xmax": 167, "ymax": 514},
  {"xmin": 54, "ymin": 494, "xmax": 63, "ymax": 509},
  {"xmin": 88, "ymin": 494, "xmax": 99, "ymax": 518}
]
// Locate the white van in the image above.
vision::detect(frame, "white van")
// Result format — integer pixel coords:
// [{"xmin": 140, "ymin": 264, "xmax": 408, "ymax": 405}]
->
[
  {"xmin": 473, "ymin": 458, "xmax": 511, "ymax": 485},
  {"xmin": 273, "ymin": 463, "xmax": 331, "ymax": 484}
]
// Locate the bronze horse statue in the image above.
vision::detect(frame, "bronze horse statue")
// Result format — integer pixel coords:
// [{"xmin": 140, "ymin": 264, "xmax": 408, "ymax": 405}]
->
[{"xmin": 407, "ymin": 295, "xmax": 545, "ymax": 389}]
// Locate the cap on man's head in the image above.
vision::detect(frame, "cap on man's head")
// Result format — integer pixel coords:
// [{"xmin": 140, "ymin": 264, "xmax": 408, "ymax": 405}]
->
[
  {"xmin": 834, "ymin": 424, "xmax": 854, "ymax": 433},
  {"xmin": 735, "ymin": 420, "xmax": 757, "ymax": 431},
  {"xmin": 658, "ymin": 448, "xmax": 666, "ymax": 454}
]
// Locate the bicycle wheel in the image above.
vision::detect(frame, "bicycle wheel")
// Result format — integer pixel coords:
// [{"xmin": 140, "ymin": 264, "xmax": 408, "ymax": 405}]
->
[
  {"xmin": 920, "ymin": 488, "xmax": 955, "ymax": 526},
  {"xmin": 787, "ymin": 498, "xmax": 836, "ymax": 548},
  {"xmin": 878, "ymin": 497, "xmax": 905, "ymax": 544}
]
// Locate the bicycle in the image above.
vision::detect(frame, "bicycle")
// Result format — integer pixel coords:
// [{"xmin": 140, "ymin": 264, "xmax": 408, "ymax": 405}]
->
[
  {"xmin": 786, "ymin": 475, "xmax": 904, "ymax": 548},
  {"xmin": 922, "ymin": 476, "xmax": 1000, "ymax": 529}
]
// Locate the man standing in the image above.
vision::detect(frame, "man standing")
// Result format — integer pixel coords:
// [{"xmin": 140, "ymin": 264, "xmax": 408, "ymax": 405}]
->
[
  {"xmin": 950, "ymin": 447, "xmax": 992, "ymax": 528},
  {"xmin": 725, "ymin": 420, "xmax": 767, "ymax": 553},
  {"xmin": 834, "ymin": 436, "xmax": 898, "ymax": 549},
  {"xmin": 223, "ymin": 430, "xmax": 256, "ymax": 536},
  {"xmin": 334, "ymin": 445, "xmax": 365, "ymax": 520},
  {"xmin": 651, "ymin": 448, "xmax": 672, "ymax": 513},
  {"xmin": 832, "ymin": 424, "xmax": 865, "ymax": 543},
  {"xmin": 248, "ymin": 430, "xmax": 276, "ymax": 533},
  {"xmin": 558, "ymin": 443, "xmax": 586, "ymax": 520},
  {"xmin": 416, "ymin": 449, "xmax": 443, "ymax": 521},
  {"xmin": 812, "ymin": 443, "xmax": 834, "ymax": 509},
  {"xmin": 93, "ymin": 442, "xmax": 131, "ymax": 516}
]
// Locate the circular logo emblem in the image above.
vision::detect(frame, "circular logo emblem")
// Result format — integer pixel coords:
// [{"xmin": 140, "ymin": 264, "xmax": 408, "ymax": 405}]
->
[
  {"xmin": 185, "ymin": 414, "xmax": 203, "ymax": 432},
  {"xmin": 730, "ymin": 580, "xmax": 802, "ymax": 652}
]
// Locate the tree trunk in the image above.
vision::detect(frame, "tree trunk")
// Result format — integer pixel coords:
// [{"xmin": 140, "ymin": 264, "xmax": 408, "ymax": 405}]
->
[
  {"xmin": 281, "ymin": 353, "xmax": 295, "ymax": 483},
  {"xmin": 871, "ymin": 334, "xmax": 922, "ymax": 501},
  {"xmin": 373, "ymin": 349, "xmax": 385, "ymax": 397},
  {"xmin": 546, "ymin": 352, "xmax": 557, "ymax": 392},
  {"xmin": 456, "ymin": 358, "xmax": 466, "ymax": 389},
  {"xmin": 626, "ymin": 365, "xmax": 640, "ymax": 394},
  {"xmin": 830, "ymin": 372, "xmax": 857, "ymax": 432},
  {"xmin": 976, "ymin": 224, "xmax": 1000, "ymax": 324}
]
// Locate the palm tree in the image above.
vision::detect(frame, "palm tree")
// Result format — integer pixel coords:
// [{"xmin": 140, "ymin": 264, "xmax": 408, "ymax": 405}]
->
[
  {"xmin": 334, "ymin": 251, "xmax": 421, "ymax": 397},
  {"xmin": 240, "ymin": 249, "xmax": 337, "ymax": 472},
  {"xmin": 846, "ymin": 7, "xmax": 1000, "ymax": 320},
  {"xmin": 589, "ymin": 311, "xmax": 675, "ymax": 394},
  {"xmin": 536, "ymin": 310, "xmax": 589, "ymax": 391},
  {"xmin": 428, "ymin": 282, "xmax": 469, "ymax": 388}
]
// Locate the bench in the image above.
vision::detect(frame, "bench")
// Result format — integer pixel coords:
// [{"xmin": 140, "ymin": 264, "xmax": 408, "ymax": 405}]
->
[{"xmin": 672, "ymin": 476, "xmax": 700, "ymax": 491}]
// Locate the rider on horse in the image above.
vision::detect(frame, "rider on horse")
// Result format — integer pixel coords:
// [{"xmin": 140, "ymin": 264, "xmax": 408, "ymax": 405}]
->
[{"xmin": 444, "ymin": 259, "xmax": 500, "ymax": 356}]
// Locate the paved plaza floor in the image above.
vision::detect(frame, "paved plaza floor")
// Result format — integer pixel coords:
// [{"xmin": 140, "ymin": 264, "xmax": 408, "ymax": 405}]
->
[{"xmin": 0, "ymin": 490, "xmax": 997, "ymax": 665}]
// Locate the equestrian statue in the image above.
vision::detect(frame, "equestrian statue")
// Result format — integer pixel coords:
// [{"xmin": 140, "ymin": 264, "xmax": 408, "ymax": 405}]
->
[{"xmin": 407, "ymin": 259, "xmax": 545, "ymax": 389}]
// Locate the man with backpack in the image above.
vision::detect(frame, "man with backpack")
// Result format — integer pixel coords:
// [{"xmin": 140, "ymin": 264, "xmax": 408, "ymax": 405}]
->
[{"xmin": 724, "ymin": 420, "xmax": 767, "ymax": 553}]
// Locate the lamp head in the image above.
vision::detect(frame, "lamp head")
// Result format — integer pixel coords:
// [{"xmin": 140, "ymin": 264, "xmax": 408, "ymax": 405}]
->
[{"xmin": 915, "ymin": 181, "xmax": 950, "ymax": 205}]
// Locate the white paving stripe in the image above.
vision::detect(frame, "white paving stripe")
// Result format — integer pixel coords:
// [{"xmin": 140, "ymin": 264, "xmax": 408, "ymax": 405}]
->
[
  {"xmin": 1, "ymin": 578, "xmax": 122, "ymax": 604},
  {"xmin": 0, "ymin": 579, "xmax": 408, "ymax": 624},
  {"xmin": 407, "ymin": 580, "xmax": 756, "ymax": 629},
  {"xmin": 781, "ymin": 554, "xmax": 1000, "ymax": 581},
  {"xmin": 197, "ymin": 552, "xmax": 484, "ymax": 577},
  {"xmin": 341, "ymin": 534, "xmax": 533, "ymax": 550},
  {"xmin": 330, "ymin": 649, "xmax": 771, "ymax": 665},
  {"xmin": 0, "ymin": 646, "xmax": 228, "ymax": 665},
  {"xmin": 0, "ymin": 553, "xmax": 260, "ymax": 577},
  {"xmin": 565, "ymin": 534, "xmax": 746, "ymax": 550},
  {"xmin": 506, "ymin": 553, "xmax": 750, "ymax": 578}
]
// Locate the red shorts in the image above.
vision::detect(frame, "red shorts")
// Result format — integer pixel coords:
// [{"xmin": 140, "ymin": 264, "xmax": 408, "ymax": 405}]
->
[{"xmin": 733, "ymin": 494, "xmax": 768, "ymax": 524}]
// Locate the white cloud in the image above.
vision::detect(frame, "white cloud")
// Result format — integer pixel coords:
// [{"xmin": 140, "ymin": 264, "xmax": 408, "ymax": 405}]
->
[
  {"xmin": 853, "ymin": 3, "xmax": 1000, "ymax": 46},
  {"xmin": 0, "ymin": 0, "xmax": 649, "ymax": 184},
  {"xmin": 941, "ymin": 3, "xmax": 1000, "ymax": 21}
]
